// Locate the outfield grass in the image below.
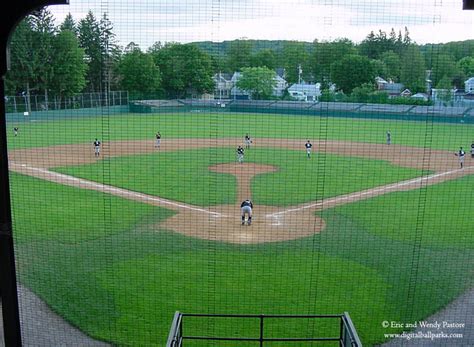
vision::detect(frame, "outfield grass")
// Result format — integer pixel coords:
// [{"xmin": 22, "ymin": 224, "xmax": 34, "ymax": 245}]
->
[
  {"xmin": 7, "ymin": 111, "xmax": 474, "ymax": 346},
  {"xmin": 54, "ymin": 147, "xmax": 423, "ymax": 206},
  {"xmin": 11, "ymin": 172, "xmax": 474, "ymax": 346},
  {"xmin": 7, "ymin": 111, "xmax": 474, "ymax": 151}
]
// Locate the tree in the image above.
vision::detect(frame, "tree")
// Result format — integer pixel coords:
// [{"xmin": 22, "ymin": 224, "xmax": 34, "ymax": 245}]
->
[
  {"xmin": 457, "ymin": 57, "xmax": 474, "ymax": 77},
  {"xmin": 330, "ymin": 54, "xmax": 375, "ymax": 94},
  {"xmin": 371, "ymin": 59, "xmax": 387, "ymax": 79},
  {"xmin": 281, "ymin": 41, "xmax": 310, "ymax": 84},
  {"xmin": 236, "ymin": 67, "xmax": 276, "ymax": 99},
  {"xmin": 311, "ymin": 39, "xmax": 356, "ymax": 85},
  {"xmin": 5, "ymin": 17, "xmax": 36, "ymax": 111},
  {"xmin": 125, "ymin": 42, "xmax": 141, "ymax": 53},
  {"xmin": 118, "ymin": 49, "xmax": 161, "ymax": 99},
  {"xmin": 30, "ymin": 8, "xmax": 56, "ymax": 106},
  {"xmin": 78, "ymin": 11, "xmax": 102, "ymax": 92},
  {"xmin": 350, "ymin": 83, "xmax": 374, "ymax": 103},
  {"xmin": 436, "ymin": 75, "xmax": 453, "ymax": 105},
  {"xmin": 380, "ymin": 51, "xmax": 401, "ymax": 81},
  {"xmin": 226, "ymin": 40, "xmax": 253, "ymax": 72},
  {"xmin": 50, "ymin": 29, "xmax": 87, "ymax": 100},
  {"xmin": 153, "ymin": 43, "xmax": 214, "ymax": 98},
  {"xmin": 60, "ymin": 13, "xmax": 77, "ymax": 35},
  {"xmin": 99, "ymin": 13, "xmax": 120, "ymax": 96},
  {"xmin": 430, "ymin": 53, "xmax": 458, "ymax": 87},
  {"xmin": 400, "ymin": 45, "xmax": 426, "ymax": 92},
  {"xmin": 250, "ymin": 49, "xmax": 277, "ymax": 70}
]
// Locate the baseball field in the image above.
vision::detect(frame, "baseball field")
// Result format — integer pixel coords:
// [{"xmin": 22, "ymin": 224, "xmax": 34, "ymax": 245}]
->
[{"xmin": 7, "ymin": 111, "xmax": 474, "ymax": 345}]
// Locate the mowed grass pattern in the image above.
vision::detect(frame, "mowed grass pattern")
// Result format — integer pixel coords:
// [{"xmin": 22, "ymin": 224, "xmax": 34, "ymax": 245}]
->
[
  {"xmin": 7, "ymin": 112, "xmax": 474, "ymax": 346},
  {"xmin": 54, "ymin": 148, "xmax": 423, "ymax": 206},
  {"xmin": 10, "ymin": 173, "xmax": 474, "ymax": 346},
  {"xmin": 7, "ymin": 112, "xmax": 474, "ymax": 151}
]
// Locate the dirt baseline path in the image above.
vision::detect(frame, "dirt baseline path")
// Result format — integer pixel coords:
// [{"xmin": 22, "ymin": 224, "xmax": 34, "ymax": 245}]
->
[{"xmin": 8, "ymin": 138, "xmax": 474, "ymax": 244}]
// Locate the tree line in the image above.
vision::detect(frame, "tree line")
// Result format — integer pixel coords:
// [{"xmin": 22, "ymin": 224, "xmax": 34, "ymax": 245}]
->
[{"xmin": 6, "ymin": 9, "xmax": 474, "ymax": 103}]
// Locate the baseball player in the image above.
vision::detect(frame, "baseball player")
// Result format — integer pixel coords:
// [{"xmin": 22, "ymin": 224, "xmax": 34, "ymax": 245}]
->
[
  {"xmin": 471, "ymin": 141, "xmax": 474, "ymax": 158},
  {"xmin": 305, "ymin": 140, "xmax": 313, "ymax": 159},
  {"xmin": 244, "ymin": 134, "xmax": 252, "ymax": 149},
  {"xmin": 155, "ymin": 132, "xmax": 161, "ymax": 148},
  {"xmin": 237, "ymin": 145, "xmax": 244, "ymax": 163},
  {"xmin": 455, "ymin": 147, "xmax": 465, "ymax": 168},
  {"xmin": 386, "ymin": 130, "xmax": 391, "ymax": 145},
  {"xmin": 13, "ymin": 127, "xmax": 18, "ymax": 137},
  {"xmin": 240, "ymin": 199, "xmax": 253, "ymax": 225},
  {"xmin": 93, "ymin": 138, "xmax": 101, "ymax": 157}
]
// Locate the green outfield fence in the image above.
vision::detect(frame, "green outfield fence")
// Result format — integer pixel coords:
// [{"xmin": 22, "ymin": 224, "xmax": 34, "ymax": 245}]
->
[
  {"xmin": 130, "ymin": 99, "xmax": 474, "ymax": 124},
  {"xmin": 6, "ymin": 97, "xmax": 474, "ymax": 125}
]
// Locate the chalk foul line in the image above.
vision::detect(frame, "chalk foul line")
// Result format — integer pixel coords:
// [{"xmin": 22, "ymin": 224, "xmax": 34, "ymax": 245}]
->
[
  {"xmin": 267, "ymin": 167, "xmax": 473, "ymax": 218},
  {"xmin": 10, "ymin": 162, "xmax": 473, "ymax": 221},
  {"xmin": 9, "ymin": 163, "xmax": 223, "ymax": 217}
]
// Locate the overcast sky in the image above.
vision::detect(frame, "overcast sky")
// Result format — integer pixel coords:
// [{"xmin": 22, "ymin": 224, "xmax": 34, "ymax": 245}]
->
[{"xmin": 48, "ymin": 0, "xmax": 474, "ymax": 49}]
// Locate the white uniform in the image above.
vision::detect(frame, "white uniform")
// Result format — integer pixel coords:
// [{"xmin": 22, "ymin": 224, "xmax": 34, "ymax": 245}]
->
[
  {"xmin": 245, "ymin": 135, "xmax": 252, "ymax": 148},
  {"xmin": 241, "ymin": 200, "xmax": 253, "ymax": 225},
  {"xmin": 458, "ymin": 149, "xmax": 465, "ymax": 168},
  {"xmin": 94, "ymin": 140, "xmax": 101, "ymax": 156},
  {"xmin": 237, "ymin": 147, "xmax": 244, "ymax": 163},
  {"xmin": 305, "ymin": 142, "xmax": 312, "ymax": 158}
]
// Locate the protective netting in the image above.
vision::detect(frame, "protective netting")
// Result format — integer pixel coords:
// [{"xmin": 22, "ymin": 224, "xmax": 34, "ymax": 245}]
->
[{"xmin": 2, "ymin": 0, "xmax": 474, "ymax": 346}]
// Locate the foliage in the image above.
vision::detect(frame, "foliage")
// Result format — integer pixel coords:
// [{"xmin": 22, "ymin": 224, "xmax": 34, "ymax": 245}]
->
[
  {"xmin": 118, "ymin": 49, "xmax": 161, "ymax": 99},
  {"xmin": 330, "ymin": 54, "xmax": 375, "ymax": 94},
  {"xmin": 311, "ymin": 39, "xmax": 356, "ymax": 85},
  {"xmin": 380, "ymin": 51, "xmax": 401, "ymax": 82},
  {"xmin": 78, "ymin": 11, "xmax": 102, "ymax": 92},
  {"xmin": 50, "ymin": 30, "xmax": 87, "ymax": 98},
  {"xmin": 457, "ymin": 56, "xmax": 474, "ymax": 77},
  {"xmin": 152, "ymin": 43, "xmax": 214, "ymax": 98},
  {"xmin": 226, "ymin": 39, "xmax": 254, "ymax": 72},
  {"xmin": 281, "ymin": 41, "xmax": 310, "ymax": 84},
  {"xmin": 6, "ymin": 10, "xmax": 474, "ymax": 102},
  {"xmin": 429, "ymin": 52, "xmax": 459, "ymax": 87},
  {"xmin": 400, "ymin": 45, "xmax": 426, "ymax": 93},
  {"xmin": 358, "ymin": 28, "xmax": 409, "ymax": 59},
  {"xmin": 5, "ymin": 18, "xmax": 36, "ymax": 95},
  {"xmin": 249, "ymin": 48, "xmax": 277, "ymax": 70},
  {"xmin": 236, "ymin": 67, "xmax": 277, "ymax": 99}
]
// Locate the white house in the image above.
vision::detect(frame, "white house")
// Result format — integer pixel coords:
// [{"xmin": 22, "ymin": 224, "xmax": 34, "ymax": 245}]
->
[
  {"xmin": 230, "ymin": 72, "xmax": 250, "ymax": 100},
  {"xmin": 288, "ymin": 83, "xmax": 321, "ymax": 101},
  {"xmin": 411, "ymin": 93, "xmax": 429, "ymax": 101},
  {"xmin": 213, "ymin": 72, "xmax": 233, "ymax": 99},
  {"xmin": 465, "ymin": 77, "xmax": 474, "ymax": 94},
  {"xmin": 375, "ymin": 76, "xmax": 404, "ymax": 98},
  {"xmin": 273, "ymin": 74, "xmax": 288, "ymax": 98}
]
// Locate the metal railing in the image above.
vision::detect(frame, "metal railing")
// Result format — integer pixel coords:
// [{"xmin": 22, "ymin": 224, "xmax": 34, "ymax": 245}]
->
[{"xmin": 166, "ymin": 312, "xmax": 362, "ymax": 346}]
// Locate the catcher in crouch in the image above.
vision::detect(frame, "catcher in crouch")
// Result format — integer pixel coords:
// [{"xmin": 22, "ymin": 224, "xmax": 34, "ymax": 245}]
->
[{"xmin": 240, "ymin": 199, "xmax": 253, "ymax": 226}]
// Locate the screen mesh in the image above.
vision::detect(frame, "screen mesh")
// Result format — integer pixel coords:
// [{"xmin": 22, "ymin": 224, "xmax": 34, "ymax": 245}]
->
[{"xmin": 2, "ymin": 0, "xmax": 474, "ymax": 345}]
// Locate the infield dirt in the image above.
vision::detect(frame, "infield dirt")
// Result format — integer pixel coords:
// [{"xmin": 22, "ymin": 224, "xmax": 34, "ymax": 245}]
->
[{"xmin": 8, "ymin": 138, "xmax": 473, "ymax": 244}]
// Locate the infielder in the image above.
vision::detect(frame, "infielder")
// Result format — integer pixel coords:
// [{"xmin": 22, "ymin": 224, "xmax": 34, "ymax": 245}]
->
[
  {"xmin": 386, "ymin": 130, "xmax": 391, "ymax": 145},
  {"xmin": 240, "ymin": 199, "xmax": 253, "ymax": 225},
  {"xmin": 155, "ymin": 132, "xmax": 161, "ymax": 148},
  {"xmin": 13, "ymin": 127, "xmax": 19, "ymax": 137},
  {"xmin": 305, "ymin": 140, "xmax": 313, "ymax": 159},
  {"xmin": 237, "ymin": 145, "xmax": 244, "ymax": 163},
  {"xmin": 455, "ymin": 147, "xmax": 465, "ymax": 168},
  {"xmin": 471, "ymin": 141, "xmax": 474, "ymax": 158},
  {"xmin": 93, "ymin": 138, "xmax": 101, "ymax": 157},
  {"xmin": 244, "ymin": 134, "xmax": 252, "ymax": 149}
]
